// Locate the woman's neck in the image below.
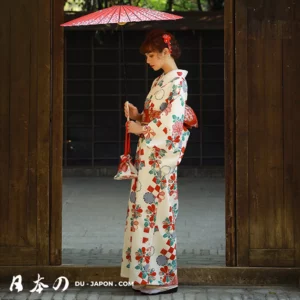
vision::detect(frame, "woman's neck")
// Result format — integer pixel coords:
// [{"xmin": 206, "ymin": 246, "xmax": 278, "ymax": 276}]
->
[{"xmin": 162, "ymin": 61, "xmax": 178, "ymax": 75}]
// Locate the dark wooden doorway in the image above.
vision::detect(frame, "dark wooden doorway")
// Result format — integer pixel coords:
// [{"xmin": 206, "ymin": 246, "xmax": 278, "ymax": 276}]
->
[
  {"xmin": 0, "ymin": 0, "xmax": 64, "ymax": 266},
  {"xmin": 0, "ymin": 0, "xmax": 300, "ymax": 284}
]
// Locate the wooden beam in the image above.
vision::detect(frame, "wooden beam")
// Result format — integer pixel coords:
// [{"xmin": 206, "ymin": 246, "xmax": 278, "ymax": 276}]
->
[
  {"xmin": 0, "ymin": 0, "xmax": 10, "ymax": 248},
  {"xmin": 235, "ymin": 0, "xmax": 249, "ymax": 267},
  {"xmin": 50, "ymin": 0, "xmax": 64, "ymax": 266},
  {"xmin": 36, "ymin": 0, "xmax": 51, "ymax": 266},
  {"xmin": 224, "ymin": 0, "xmax": 236, "ymax": 267}
]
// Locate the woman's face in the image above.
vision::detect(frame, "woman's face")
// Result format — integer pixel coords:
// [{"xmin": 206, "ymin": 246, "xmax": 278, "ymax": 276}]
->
[{"xmin": 145, "ymin": 51, "xmax": 164, "ymax": 71}]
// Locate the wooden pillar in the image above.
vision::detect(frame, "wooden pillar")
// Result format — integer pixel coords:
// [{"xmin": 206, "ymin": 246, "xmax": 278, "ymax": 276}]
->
[
  {"xmin": 0, "ymin": 0, "xmax": 63, "ymax": 265},
  {"xmin": 1, "ymin": 0, "xmax": 299, "ymax": 282},
  {"xmin": 235, "ymin": 0, "xmax": 300, "ymax": 267}
]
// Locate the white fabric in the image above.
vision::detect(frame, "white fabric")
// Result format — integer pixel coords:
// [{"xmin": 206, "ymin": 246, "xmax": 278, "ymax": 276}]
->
[{"xmin": 121, "ymin": 69, "xmax": 190, "ymax": 286}]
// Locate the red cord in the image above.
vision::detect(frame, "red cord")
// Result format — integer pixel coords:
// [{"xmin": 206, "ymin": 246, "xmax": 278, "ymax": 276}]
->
[{"xmin": 124, "ymin": 124, "xmax": 131, "ymax": 155}]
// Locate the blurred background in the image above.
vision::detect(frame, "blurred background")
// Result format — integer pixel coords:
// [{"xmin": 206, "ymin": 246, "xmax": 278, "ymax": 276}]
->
[{"xmin": 62, "ymin": 0, "xmax": 225, "ymax": 173}]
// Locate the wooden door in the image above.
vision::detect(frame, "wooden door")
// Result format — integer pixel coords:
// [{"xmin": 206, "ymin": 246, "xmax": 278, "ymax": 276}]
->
[
  {"xmin": 234, "ymin": 0, "xmax": 300, "ymax": 267},
  {"xmin": 0, "ymin": 0, "xmax": 63, "ymax": 265}
]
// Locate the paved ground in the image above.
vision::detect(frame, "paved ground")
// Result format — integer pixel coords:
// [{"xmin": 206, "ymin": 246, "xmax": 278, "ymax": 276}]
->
[
  {"xmin": 0, "ymin": 285, "xmax": 299, "ymax": 299},
  {"xmin": 3, "ymin": 176, "xmax": 298, "ymax": 299},
  {"xmin": 62, "ymin": 177, "xmax": 225, "ymax": 266}
]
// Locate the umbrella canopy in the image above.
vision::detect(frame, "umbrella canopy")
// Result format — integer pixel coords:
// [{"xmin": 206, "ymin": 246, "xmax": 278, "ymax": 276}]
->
[{"xmin": 61, "ymin": 5, "xmax": 183, "ymax": 27}]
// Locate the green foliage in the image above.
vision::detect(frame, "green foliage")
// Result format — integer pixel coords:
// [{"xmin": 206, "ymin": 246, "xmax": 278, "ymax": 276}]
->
[
  {"xmin": 64, "ymin": 0, "xmax": 223, "ymax": 12},
  {"xmin": 64, "ymin": 0, "xmax": 86, "ymax": 11}
]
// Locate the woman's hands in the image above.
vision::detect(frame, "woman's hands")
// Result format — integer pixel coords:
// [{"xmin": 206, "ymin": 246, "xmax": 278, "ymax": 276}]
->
[
  {"xmin": 124, "ymin": 101, "xmax": 140, "ymax": 121},
  {"xmin": 127, "ymin": 121, "xmax": 144, "ymax": 135},
  {"xmin": 124, "ymin": 101, "xmax": 144, "ymax": 135}
]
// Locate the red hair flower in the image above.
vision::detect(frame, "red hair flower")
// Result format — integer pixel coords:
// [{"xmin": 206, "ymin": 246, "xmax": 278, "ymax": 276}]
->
[{"xmin": 162, "ymin": 34, "xmax": 172, "ymax": 53}]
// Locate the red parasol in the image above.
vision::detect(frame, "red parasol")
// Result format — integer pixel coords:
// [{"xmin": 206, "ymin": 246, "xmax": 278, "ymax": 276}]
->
[
  {"xmin": 61, "ymin": 4, "xmax": 183, "ymax": 103},
  {"xmin": 61, "ymin": 5, "xmax": 183, "ymax": 26}
]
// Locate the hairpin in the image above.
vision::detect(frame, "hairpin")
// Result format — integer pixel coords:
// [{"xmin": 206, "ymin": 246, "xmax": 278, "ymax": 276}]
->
[{"xmin": 162, "ymin": 34, "xmax": 172, "ymax": 54}]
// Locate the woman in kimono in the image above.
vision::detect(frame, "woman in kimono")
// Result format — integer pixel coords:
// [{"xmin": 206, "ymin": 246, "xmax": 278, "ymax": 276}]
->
[{"xmin": 120, "ymin": 29, "xmax": 197, "ymax": 295}]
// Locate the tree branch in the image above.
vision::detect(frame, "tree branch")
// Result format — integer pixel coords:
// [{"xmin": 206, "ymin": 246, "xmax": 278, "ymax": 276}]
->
[
  {"xmin": 85, "ymin": 0, "xmax": 92, "ymax": 11},
  {"xmin": 166, "ymin": 0, "xmax": 173, "ymax": 11},
  {"xmin": 209, "ymin": 0, "xmax": 224, "ymax": 11},
  {"xmin": 173, "ymin": 0, "xmax": 188, "ymax": 10},
  {"xmin": 197, "ymin": 0, "xmax": 203, "ymax": 11}
]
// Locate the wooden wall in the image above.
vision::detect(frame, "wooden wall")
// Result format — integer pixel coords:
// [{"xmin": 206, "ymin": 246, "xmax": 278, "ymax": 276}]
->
[
  {"xmin": 0, "ymin": 0, "xmax": 63, "ymax": 265},
  {"xmin": 234, "ymin": 0, "xmax": 300, "ymax": 266},
  {"xmin": 0, "ymin": 0, "xmax": 299, "ymax": 273}
]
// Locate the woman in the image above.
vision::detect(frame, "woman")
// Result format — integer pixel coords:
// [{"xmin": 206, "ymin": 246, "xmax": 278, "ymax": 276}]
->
[{"xmin": 120, "ymin": 29, "xmax": 196, "ymax": 295}]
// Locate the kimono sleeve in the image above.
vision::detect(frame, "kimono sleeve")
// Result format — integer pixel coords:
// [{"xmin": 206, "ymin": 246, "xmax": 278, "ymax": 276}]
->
[{"xmin": 142, "ymin": 77, "xmax": 187, "ymax": 153}]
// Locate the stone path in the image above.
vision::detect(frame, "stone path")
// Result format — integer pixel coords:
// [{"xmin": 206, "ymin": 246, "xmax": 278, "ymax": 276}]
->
[
  {"xmin": 0, "ymin": 285, "xmax": 299, "ymax": 299},
  {"xmin": 62, "ymin": 177, "xmax": 226, "ymax": 266}
]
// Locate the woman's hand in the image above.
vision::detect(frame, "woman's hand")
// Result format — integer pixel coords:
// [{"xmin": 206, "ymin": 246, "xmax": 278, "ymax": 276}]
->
[
  {"xmin": 126, "ymin": 121, "xmax": 143, "ymax": 135},
  {"xmin": 124, "ymin": 102, "xmax": 140, "ymax": 121}
]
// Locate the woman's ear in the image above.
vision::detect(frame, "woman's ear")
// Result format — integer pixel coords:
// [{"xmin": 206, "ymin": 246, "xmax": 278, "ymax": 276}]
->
[{"xmin": 163, "ymin": 48, "xmax": 170, "ymax": 56}]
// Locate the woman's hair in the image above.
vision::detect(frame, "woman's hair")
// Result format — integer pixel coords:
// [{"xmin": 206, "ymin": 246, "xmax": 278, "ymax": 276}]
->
[{"xmin": 140, "ymin": 29, "xmax": 181, "ymax": 60}]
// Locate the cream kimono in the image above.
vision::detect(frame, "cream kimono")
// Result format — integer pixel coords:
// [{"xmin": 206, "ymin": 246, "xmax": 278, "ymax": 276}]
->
[{"xmin": 121, "ymin": 69, "xmax": 190, "ymax": 286}]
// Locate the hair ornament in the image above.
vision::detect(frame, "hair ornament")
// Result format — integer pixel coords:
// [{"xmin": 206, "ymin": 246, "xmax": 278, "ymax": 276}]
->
[{"xmin": 162, "ymin": 34, "xmax": 172, "ymax": 53}]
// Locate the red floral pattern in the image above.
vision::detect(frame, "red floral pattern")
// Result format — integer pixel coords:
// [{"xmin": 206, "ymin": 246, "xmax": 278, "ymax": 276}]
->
[{"xmin": 121, "ymin": 70, "xmax": 191, "ymax": 286}]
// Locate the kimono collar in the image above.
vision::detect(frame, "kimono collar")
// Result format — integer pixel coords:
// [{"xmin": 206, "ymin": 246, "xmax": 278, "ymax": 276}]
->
[{"xmin": 160, "ymin": 69, "xmax": 188, "ymax": 83}]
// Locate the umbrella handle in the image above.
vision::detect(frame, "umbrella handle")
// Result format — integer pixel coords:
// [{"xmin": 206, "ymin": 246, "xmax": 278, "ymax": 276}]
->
[
  {"xmin": 124, "ymin": 101, "xmax": 130, "ymax": 155},
  {"xmin": 126, "ymin": 101, "xmax": 129, "ymax": 122}
]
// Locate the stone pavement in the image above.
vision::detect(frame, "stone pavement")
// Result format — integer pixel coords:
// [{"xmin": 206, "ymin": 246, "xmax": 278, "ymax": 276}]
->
[
  {"xmin": 0, "ymin": 285, "xmax": 300, "ymax": 299},
  {"xmin": 62, "ymin": 177, "xmax": 225, "ymax": 266}
]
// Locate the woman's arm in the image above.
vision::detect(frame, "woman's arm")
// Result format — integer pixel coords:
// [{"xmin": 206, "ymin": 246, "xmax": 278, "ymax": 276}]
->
[
  {"xmin": 136, "ymin": 113, "xmax": 143, "ymax": 122},
  {"xmin": 142, "ymin": 77, "xmax": 187, "ymax": 152}
]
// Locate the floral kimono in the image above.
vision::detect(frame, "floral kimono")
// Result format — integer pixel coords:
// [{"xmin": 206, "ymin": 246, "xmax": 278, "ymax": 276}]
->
[{"xmin": 121, "ymin": 69, "xmax": 190, "ymax": 286}]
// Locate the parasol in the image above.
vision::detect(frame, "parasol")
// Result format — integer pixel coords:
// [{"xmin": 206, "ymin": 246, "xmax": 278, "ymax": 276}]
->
[
  {"xmin": 61, "ymin": 5, "xmax": 183, "ymax": 26},
  {"xmin": 61, "ymin": 4, "xmax": 183, "ymax": 105}
]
